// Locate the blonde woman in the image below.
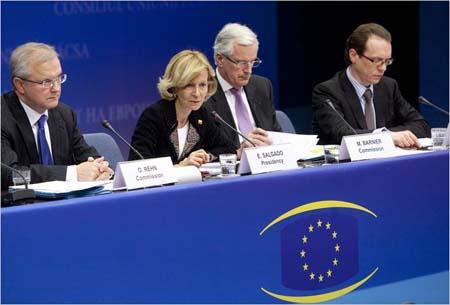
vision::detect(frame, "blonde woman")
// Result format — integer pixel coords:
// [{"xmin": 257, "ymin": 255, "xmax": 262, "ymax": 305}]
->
[{"xmin": 129, "ymin": 50, "xmax": 237, "ymax": 167}]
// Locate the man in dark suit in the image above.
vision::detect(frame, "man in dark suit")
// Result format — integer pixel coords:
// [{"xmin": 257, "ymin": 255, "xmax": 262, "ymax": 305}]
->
[
  {"xmin": 204, "ymin": 23, "xmax": 282, "ymax": 147},
  {"xmin": 1, "ymin": 42, "xmax": 113, "ymax": 190},
  {"xmin": 312, "ymin": 23, "xmax": 430, "ymax": 147}
]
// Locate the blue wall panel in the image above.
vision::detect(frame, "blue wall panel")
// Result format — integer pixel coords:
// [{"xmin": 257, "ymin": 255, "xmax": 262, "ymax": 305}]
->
[{"xmin": 1, "ymin": 1, "xmax": 278, "ymax": 157}]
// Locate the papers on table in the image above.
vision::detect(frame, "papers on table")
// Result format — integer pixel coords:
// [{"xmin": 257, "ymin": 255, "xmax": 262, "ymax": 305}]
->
[
  {"xmin": 418, "ymin": 138, "xmax": 432, "ymax": 148},
  {"xmin": 393, "ymin": 147, "xmax": 434, "ymax": 156},
  {"xmin": 267, "ymin": 131, "xmax": 320, "ymax": 161},
  {"xmin": 10, "ymin": 180, "xmax": 111, "ymax": 199},
  {"xmin": 174, "ymin": 166, "xmax": 202, "ymax": 184},
  {"xmin": 199, "ymin": 162, "xmax": 222, "ymax": 176}
]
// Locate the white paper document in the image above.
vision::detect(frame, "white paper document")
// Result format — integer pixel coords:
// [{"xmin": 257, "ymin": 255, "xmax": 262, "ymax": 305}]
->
[
  {"xmin": 10, "ymin": 180, "xmax": 111, "ymax": 198},
  {"xmin": 10, "ymin": 180, "xmax": 110, "ymax": 193},
  {"xmin": 418, "ymin": 138, "xmax": 432, "ymax": 148},
  {"xmin": 173, "ymin": 166, "xmax": 202, "ymax": 184},
  {"xmin": 267, "ymin": 131, "xmax": 319, "ymax": 160}
]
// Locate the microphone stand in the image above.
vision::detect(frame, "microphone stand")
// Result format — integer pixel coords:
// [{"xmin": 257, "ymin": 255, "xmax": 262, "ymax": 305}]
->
[
  {"xmin": 211, "ymin": 111, "xmax": 257, "ymax": 147},
  {"xmin": 102, "ymin": 120, "xmax": 145, "ymax": 160},
  {"xmin": 1, "ymin": 163, "xmax": 36, "ymax": 204}
]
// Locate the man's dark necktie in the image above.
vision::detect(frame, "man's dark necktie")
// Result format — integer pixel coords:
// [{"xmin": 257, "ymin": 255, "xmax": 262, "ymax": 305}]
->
[
  {"xmin": 363, "ymin": 88, "xmax": 375, "ymax": 130},
  {"xmin": 230, "ymin": 87, "xmax": 253, "ymax": 135},
  {"xmin": 37, "ymin": 114, "xmax": 53, "ymax": 165}
]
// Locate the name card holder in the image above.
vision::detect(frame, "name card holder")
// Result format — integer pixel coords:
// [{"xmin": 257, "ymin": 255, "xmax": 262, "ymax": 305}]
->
[
  {"xmin": 339, "ymin": 132, "xmax": 396, "ymax": 161},
  {"xmin": 444, "ymin": 122, "xmax": 450, "ymax": 147},
  {"xmin": 113, "ymin": 156, "xmax": 177, "ymax": 190},
  {"xmin": 238, "ymin": 143, "xmax": 298, "ymax": 175}
]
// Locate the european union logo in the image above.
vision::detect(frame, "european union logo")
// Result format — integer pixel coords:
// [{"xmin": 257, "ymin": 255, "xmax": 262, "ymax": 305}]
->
[
  {"xmin": 260, "ymin": 200, "xmax": 378, "ymax": 303},
  {"xmin": 280, "ymin": 214, "xmax": 358, "ymax": 290}
]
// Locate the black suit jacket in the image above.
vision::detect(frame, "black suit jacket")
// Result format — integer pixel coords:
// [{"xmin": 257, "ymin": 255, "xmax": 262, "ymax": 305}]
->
[
  {"xmin": 129, "ymin": 99, "xmax": 236, "ymax": 162},
  {"xmin": 1, "ymin": 91, "xmax": 98, "ymax": 190},
  {"xmin": 204, "ymin": 74, "xmax": 281, "ymax": 147},
  {"xmin": 312, "ymin": 70, "xmax": 430, "ymax": 144}
]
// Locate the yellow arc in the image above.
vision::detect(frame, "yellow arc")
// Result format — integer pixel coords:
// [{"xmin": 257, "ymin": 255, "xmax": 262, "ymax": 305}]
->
[
  {"xmin": 261, "ymin": 267, "xmax": 378, "ymax": 303},
  {"xmin": 259, "ymin": 200, "xmax": 377, "ymax": 235}
]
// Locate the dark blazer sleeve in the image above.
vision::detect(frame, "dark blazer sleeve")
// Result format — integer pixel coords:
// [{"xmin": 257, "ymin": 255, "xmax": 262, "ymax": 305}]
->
[
  {"xmin": 247, "ymin": 75, "xmax": 282, "ymax": 133},
  {"xmin": 129, "ymin": 104, "xmax": 167, "ymax": 161},
  {"xmin": 382, "ymin": 79, "xmax": 431, "ymax": 138},
  {"xmin": 52, "ymin": 104, "xmax": 99, "ymax": 164},
  {"xmin": 197, "ymin": 108, "xmax": 238, "ymax": 157}
]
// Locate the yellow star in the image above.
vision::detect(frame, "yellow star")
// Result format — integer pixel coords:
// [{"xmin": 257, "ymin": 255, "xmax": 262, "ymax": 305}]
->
[
  {"xmin": 333, "ymin": 258, "xmax": 338, "ymax": 266},
  {"xmin": 317, "ymin": 219, "xmax": 322, "ymax": 227},
  {"xmin": 332, "ymin": 231, "xmax": 337, "ymax": 239},
  {"xmin": 308, "ymin": 225, "xmax": 314, "ymax": 232},
  {"xmin": 300, "ymin": 250, "xmax": 306, "ymax": 257},
  {"xmin": 335, "ymin": 244, "xmax": 340, "ymax": 252},
  {"xmin": 318, "ymin": 274, "xmax": 324, "ymax": 282},
  {"xmin": 326, "ymin": 222, "xmax": 331, "ymax": 230},
  {"xmin": 327, "ymin": 269, "xmax": 332, "ymax": 277},
  {"xmin": 302, "ymin": 263, "xmax": 309, "ymax": 271},
  {"xmin": 309, "ymin": 272, "xmax": 315, "ymax": 280},
  {"xmin": 302, "ymin": 235, "xmax": 308, "ymax": 244}
]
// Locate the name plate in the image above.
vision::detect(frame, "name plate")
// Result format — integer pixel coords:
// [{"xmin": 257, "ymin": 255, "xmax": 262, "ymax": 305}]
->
[
  {"xmin": 238, "ymin": 143, "xmax": 298, "ymax": 175},
  {"xmin": 113, "ymin": 156, "xmax": 177, "ymax": 190},
  {"xmin": 339, "ymin": 132, "xmax": 396, "ymax": 161}
]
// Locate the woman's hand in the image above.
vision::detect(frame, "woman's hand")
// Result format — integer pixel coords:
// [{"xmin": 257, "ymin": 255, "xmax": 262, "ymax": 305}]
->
[{"xmin": 179, "ymin": 149, "xmax": 210, "ymax": 167}]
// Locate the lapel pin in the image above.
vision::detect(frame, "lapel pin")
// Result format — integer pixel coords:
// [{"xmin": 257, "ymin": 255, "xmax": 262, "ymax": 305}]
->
[{"xmin": 198, "ymin": 119, "xmax": 203, "ymax": 125}]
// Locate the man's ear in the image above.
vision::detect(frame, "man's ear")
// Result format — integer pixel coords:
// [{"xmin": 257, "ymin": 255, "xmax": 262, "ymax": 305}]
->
[
  {"xmin": 216, "ymin": 53, "xmax": 224, "ymax": 67},
  {"xmin": 348, "ymin": 48, "xmax": 358, "ymax": 64},
  {"xmin": 12, "ymin": 77, "xmax": 25, "ymax": 95}
]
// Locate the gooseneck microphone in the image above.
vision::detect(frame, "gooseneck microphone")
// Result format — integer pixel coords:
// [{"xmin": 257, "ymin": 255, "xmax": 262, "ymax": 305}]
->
[
  {"xmin": 418, "ymin": 96, "xmax": 449, "ymax": 116},
  {"xmin": 211, "ymin": 111, "xmax": 256, "ymax": 147},
  {"xmin": 101, "ymin": 120, "xmax": 145, "ymax": 160},
  {"xmin": 324, "ymin": 99, "xmax": 358, "ymax": 135},
  {"xmin": 1, "ymin": 163, "xmax": 36, "ymax": 203}
]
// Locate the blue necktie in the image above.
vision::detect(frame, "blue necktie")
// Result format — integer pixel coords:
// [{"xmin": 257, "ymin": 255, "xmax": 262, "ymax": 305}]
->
[{"xmin": 37, "ymin": 115, "xmax": 53, "ymax": 165}]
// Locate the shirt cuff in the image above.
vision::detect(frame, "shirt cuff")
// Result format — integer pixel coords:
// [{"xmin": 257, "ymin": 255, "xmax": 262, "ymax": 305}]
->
[
  {"xmin": 372, "ymin": 127, "xmax": 388, "ymax": 133},
  {"xmin": 65, "ymin": 165, "xmax": 78, "ymax": 182}
]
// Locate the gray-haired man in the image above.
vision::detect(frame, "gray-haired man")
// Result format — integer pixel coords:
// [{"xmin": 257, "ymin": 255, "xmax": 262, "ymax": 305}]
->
[
  {"xmin": 1, "ymin": 42, "xmax": 113, "ymax": 190},
  {"xmin": 205, "ymin": 23, "xmax": 282, "ymax": 148}
]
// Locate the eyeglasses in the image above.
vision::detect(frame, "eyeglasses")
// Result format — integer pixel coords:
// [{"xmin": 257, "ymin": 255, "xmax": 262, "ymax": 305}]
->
[
  {"xmin": 222, "ymin": 54, "xmax": 262, "ymax": 68},
  {"xmin": 359, "ymin": 54, "xmax": 394, "ymax": 66},
  {"xmin": 18, "ymin": 73, "xmax": 67, "ymax": 89}
]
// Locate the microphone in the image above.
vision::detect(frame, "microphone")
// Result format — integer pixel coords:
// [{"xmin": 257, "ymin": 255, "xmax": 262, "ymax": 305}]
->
[
  {"xmin": 101, "ymin": 120, "xmax": 144, "ymax": 160},
  {"xmin": 418, "ymin": 96, "xmax": 449, "ymax": 116},
  {"xmin": 324, "ymin": 99, "xmax": 358, "ymax": 135},
  {"xmin": 211, "ymin": 111, "xmax": 256, "ymax": 147},
  {"xmin": 1, "ymin": 163, "xmax": 36, "ymax": 203}
]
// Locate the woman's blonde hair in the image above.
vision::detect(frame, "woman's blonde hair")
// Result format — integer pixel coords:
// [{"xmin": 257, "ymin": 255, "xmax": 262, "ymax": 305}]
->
[{"xmin": 158, "ymin": 50, "xmax": 217, "ymax": 101}]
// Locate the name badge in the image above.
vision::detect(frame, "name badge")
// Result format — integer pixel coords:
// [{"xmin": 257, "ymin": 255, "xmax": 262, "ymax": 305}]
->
[
  {"xmin": 238, "ymin": 144, "xmax": 298, "ymax": 175},
  {"xmin": 113, "ymin": 156, "xmax": 177, "ymax": 190},
  {"xmin": 339, "ymin": 132, "xmax": 396, "ymax": 161}
]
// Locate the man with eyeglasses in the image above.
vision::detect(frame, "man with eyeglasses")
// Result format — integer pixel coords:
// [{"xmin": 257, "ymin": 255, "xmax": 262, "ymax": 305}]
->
[
  {"xmin": 312, "ymin": 23, "xmax": 430, "ymax": 148},
  {"xmin": 1, "ymin": 42, "xmax": 113, "ymax": 190},
  {"xmin": 205, "ymin": 23, "xmax": 282, "ymax": 148}
]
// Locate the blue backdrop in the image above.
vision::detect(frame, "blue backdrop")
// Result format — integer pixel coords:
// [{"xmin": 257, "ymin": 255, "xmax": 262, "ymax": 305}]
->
[
  {"xmin": 1, "ymin": 1, "xmax": 278, "ymax": 156},
  {"xmin": 1, "ymin": 1, "xmax": 448, "ymax": 157}
]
